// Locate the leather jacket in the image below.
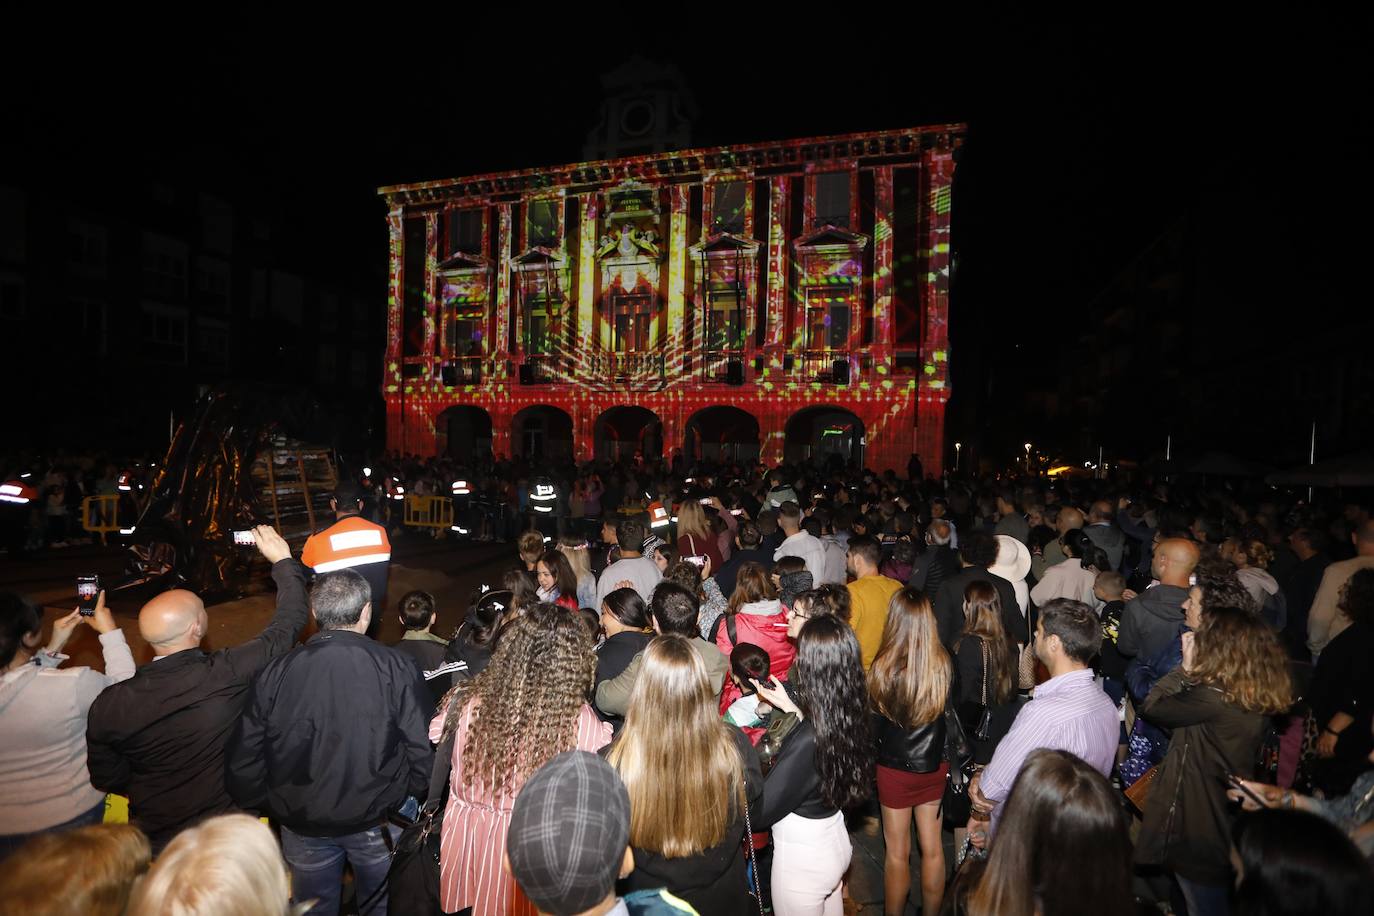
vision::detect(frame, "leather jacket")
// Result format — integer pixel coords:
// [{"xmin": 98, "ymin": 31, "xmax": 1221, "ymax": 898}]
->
[{"xmin": 873, "ymin": 710, "xmax": 947, "ymax": 773}]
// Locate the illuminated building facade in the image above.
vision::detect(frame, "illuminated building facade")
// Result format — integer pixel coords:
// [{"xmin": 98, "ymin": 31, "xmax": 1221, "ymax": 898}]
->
[{"xmin": 378, "ymin": 124, "xmax": 964, "ymax": 474}]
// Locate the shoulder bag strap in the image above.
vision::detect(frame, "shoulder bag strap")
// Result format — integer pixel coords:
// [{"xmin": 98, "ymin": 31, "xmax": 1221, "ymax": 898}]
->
[
  {"xmin": 740, "ymin": 760, "xmax": 765, "ymax": 916},
  {"xmin": 980, "ymin": 638, "xmax": 988, "ymax": 707}
]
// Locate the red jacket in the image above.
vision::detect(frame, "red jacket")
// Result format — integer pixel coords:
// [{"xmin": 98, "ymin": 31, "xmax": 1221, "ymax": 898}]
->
[{"xmin": 714, "ymin": 598, "xmax": 795, "ymax": 715}]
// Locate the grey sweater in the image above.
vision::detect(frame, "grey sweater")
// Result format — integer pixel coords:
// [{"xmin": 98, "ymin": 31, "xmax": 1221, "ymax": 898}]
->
[{"xmin": 0, "ymin": 631, "xmax": 135, "ymax": 834}]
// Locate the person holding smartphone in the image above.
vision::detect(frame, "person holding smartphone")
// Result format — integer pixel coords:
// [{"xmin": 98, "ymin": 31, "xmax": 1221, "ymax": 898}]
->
[{"xmin": 0, "ymin": 588, "xmax": 135, "ymax": 858}]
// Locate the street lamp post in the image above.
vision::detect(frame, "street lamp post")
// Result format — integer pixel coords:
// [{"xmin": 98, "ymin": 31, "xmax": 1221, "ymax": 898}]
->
[
  {"xmin": 1024, "ymin": 442, "xmax": 1032, "ymax": 475},
  {"xmin": 954, "ymin": 441, "xmax": 962, "ymax": 472}
]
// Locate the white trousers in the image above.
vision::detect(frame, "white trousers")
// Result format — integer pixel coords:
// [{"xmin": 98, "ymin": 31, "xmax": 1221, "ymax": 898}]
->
[{"xmin": 770, "ymin": 811, "xmax": 852, "ymax": 916}]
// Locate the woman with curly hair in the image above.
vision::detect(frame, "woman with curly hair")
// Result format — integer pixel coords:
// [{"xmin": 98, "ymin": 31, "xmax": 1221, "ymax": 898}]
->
[
  {"xmin": 429, "ymin": 602, "xmax": 611, "ymax": 916},
  {"xmin": 869, "ymin": 588, "xmax": 953, "ymax": 916},
  {"xmin": 753, "ymin": 614, "xmax": 873, "ymax": 915},
  {"xmin": 1120, "ymin": 568, "xmax": 1254, "ymax": 787},
  {"xmin": 607, "ymin": 635, "xmax": 763, "ymax": 914},
  {"xmin": 1309, "ymin": 568, "xmax": 1374, "ymax": 795},
  {"xmin": 1136, "ymin": 605, "xmax": 1295, "ymax": 916}
]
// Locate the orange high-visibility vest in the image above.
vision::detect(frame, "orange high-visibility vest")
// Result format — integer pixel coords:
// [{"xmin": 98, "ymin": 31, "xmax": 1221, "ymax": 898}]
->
[{"xmin": 300, "ymin": 516, "xmax": 392, "ymax": 573}]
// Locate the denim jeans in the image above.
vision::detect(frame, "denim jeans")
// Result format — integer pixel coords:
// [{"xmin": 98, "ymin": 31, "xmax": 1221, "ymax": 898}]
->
[
  {"xmin": 0, "ymin": 800, "xmax": 106, "ymax": 862},
  {"xmin": 280, "ymin": 822, "xmax": 401, "ymax": 916},
  {"xmin": 1177, "ymin": 875, "xmax": 1230, "ymax": 916}
]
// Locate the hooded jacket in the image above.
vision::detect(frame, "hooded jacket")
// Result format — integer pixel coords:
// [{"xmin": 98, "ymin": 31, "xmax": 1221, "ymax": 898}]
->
[
  {"xmin": 714, "ymin": 598, "xmax": 795, "ymax": 714},
  {"xmin": 1116, "ymin": 583, "xmax": 1190, "ymax": 660},
  {"xmin": 1084, "ymin": 523, "xmax": 1126, "ymax": 572}
]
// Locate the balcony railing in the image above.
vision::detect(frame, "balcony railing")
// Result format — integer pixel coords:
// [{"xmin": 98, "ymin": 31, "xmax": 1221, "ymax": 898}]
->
[
  {"xmin": 444, "ymin": 356, "xmax": 485, "ymax": 385},
  {"xmin": 518, "ymin": 354, "xmax": 562, "ymax": 384},
  {"xmin": 700, "ymin": 351, "xmax": 745, "ymax": 384},
  {"xmin": 802, "ymin": 351, "xmax": 852, "ymax": 384},
  {"xmin": 590, "ymin": 352, "xmax": 666, "ymax": 388}
]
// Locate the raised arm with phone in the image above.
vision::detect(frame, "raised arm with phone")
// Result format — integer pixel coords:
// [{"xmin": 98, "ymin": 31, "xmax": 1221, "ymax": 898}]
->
[{"xmin": 85, "ymin": 524, "xmax": 309, "ymax": 851}]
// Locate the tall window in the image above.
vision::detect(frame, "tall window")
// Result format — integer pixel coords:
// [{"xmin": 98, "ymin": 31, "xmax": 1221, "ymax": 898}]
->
[
  {"xmin": 68, "ymin": 221, "xmax": 107, "ymax": 272},
  {"xmin": 711, "ymin": 182, "xmax": 747, "ymax": 234},
  {"xmin": 449, "ymin": 209, "xmax": 483, "ymax": 254},
  {"xmin": 612, "ymin": 293, "xmax": 653, "ymax": 352},
  {"xmin": 705, "ymin": 283, "xmax": 744, "ymax": 351},
  {"xmin": 447, "ymin": 297, "xmax": 485, "ymax": 358},
  {"xmin": 141, "ymin": 303, "xmax": 188, "ymax": 365},
  {"xmin": 527, "ymin": 200, "xmax": 559, "ymax": 249},
  {"xmin": 805, "ymin": 287, "xmax": 851, "ymax": 350},
  {"xmin": 142, "ymin": 234, "xmax": 188, "ymax": 301},
  {"xmin": 815, "ymin": 172, "xmax": 851, "ymax": 228}
]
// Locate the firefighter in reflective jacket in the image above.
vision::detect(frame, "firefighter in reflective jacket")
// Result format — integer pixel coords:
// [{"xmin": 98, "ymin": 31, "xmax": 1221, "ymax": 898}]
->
[
  {"xmin": 528, "ymin": 476, "xmax": 560, "ymax": 540},
  {"xmin": 1, "ymin": 477, "xmax": 38, "ymax": 557},
  {"xmin": 301, "ymin": 480, "xmax": 391, "ymax": 629},
  {"xmin": 449, "ymin": 470, "xmax": 475, "ymax": 538}
]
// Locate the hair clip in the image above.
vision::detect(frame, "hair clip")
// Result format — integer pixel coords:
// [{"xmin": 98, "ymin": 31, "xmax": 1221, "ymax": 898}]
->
[
  {"xmin": 479, "ymin": 584, "xmax": 491, "ymax": 594},
  {"xmin": 492, "ymin": 601, "xmax": 504, "ymax": 611}
]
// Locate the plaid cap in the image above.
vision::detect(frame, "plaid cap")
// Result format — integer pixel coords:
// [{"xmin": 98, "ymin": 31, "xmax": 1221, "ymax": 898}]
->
[
  {"xmin": 642, "ymin": 534, "xmax": 666, "ymax": 554},
  {"xmin": 507, "ymin": 751, "xmax": 631, "ymax": 914}
]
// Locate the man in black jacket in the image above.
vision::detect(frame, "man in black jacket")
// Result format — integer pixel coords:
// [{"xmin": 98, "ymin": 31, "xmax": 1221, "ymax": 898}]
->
[
  {"xmin": 85, "ymin": 525, "xmax": 307, "ymax": 852},
  {"xmin": 227, "ymin": 568, "xmax": 432, "ymax": 916},
  {"xmin": 908, "ymin": 519, "xmax": 961, "ymax": 596},
  {"xmin": 713, "ymin": 520, "xmax": 771, "ymax": 599},
  {"xmin": 933, "ymin": 529, "xmax": 1028, "ymax": 650}
]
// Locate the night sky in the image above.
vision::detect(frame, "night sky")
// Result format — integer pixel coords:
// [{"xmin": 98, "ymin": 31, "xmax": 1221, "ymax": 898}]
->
[{"xmin": 8, "ymin": 17, "xmax": 1370, "ymax": 464}]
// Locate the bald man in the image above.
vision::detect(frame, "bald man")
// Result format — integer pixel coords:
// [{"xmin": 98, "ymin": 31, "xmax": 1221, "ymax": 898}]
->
[
  {"xmin": 1116, "ymin": 537, "xmax": 1200, "ymax": 659},
  {"xmin": 86, "ymin": 525, "xmax": 308, "ymax": 851},
  {"xmin": 1031, "ymin": 506, "xmax": 1086, "ymax": 581}
]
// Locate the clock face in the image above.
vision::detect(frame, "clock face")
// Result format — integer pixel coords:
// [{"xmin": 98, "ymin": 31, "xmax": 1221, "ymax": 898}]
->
[{"xmin": 620, "ymin": 99, "xmax": 654, "ymax": 137}]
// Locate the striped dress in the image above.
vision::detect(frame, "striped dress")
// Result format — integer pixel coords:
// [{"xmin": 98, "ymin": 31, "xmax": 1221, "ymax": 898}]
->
[{"xmin": 429, "ymin": 700, "xmax": 611, "ymax": 915}]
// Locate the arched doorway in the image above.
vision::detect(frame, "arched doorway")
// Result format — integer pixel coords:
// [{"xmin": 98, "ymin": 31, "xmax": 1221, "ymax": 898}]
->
[
  {"xmin": 511, "ymin": 405, "xmax": 574, "ymax": 464},
  {"xmin": 437, "ymin": 405, "xmax": 492, "ymax": 463},
  {"xmin": 595, "ymin": 406, "xmax": 662, "ymax": 463},
  {"xmin": 684, "ymin": 406, "xmax": 760, "ymax": 465},
  {"xmin": 784, "ymin": 407, "xmax": 865, "ymax": 468}
]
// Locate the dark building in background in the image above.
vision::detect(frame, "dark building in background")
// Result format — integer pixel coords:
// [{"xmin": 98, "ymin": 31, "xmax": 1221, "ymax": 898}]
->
[
  {"xmin": 0, "ymin": 180, "xmax": 384, "ymax": 452},
  {"xmin": 1006, "ymin": 137, "xmax": 1374, "ymax": 470}
]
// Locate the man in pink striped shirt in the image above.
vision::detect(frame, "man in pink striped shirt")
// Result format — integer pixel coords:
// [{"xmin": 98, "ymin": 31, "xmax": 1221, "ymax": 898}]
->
[{"xmin": 968, "ymin": 599, "xmax": 1119, "ymax": 843}]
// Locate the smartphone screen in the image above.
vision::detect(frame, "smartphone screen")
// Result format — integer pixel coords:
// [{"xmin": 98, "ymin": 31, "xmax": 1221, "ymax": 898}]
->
[
  {"xmin": 233, "ymin": 530, "xmax": 256, "ymax": 546},
  {"xmin": 686, "ymin": 555, "xmax": 707, "ymax": 567},
  {"xmin": 77, "ymin": 576, "xmax": 99, "ymax": 616}
]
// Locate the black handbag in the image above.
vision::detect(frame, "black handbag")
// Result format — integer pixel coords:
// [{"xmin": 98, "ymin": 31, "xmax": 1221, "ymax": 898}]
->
[{"xmin": 359, "ymin": 732, "xmax": 456, "ymax": 916}]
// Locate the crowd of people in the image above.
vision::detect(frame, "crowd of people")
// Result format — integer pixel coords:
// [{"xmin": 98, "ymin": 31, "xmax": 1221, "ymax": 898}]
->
[{"xmin": 3, "ymin": 450, "xmax": 1374, "ymax": 916}]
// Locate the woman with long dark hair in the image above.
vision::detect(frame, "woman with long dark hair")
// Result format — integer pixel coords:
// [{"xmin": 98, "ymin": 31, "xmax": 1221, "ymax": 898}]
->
[
  {"xmin": 1230, "ymin": 808, "xmax": 1374, "ymax": 916},
  {"xmin": 607, "ymin": 635, "xmax": 763, "ymax": 914},
  {"xmin": 536, "ymin": 550, "xmax": 580, "ymax": 611},
  {"xmin": 1136, "ymin": 605, "xmax": 1295, "ymax": 916},
  {"xmin": 954, "ymin": 749, "xmax": 1136, "ymax": 916},
  {"xmin": 442, "ymin": 587, "xmax": 510, "ymax": 684},
  {"xmin": 868, "ymin": 588, "xmax": 953, "ymax": 916},
  {"xmin": 594, "ymin": 588, "xmax": 653, "ymax": 719},
  {"xmin": 430, "ymin": 603, "xmax": 611, "ymax": 916},
  {"xmin": 753, "ymin": 615, "xmax": 873, "ymax": 915}
]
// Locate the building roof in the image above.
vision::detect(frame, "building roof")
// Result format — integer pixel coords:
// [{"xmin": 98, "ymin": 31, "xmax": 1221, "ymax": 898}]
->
[{"xmin": 378, "ymin": 124, "xmax": 966, "ymax": 207}]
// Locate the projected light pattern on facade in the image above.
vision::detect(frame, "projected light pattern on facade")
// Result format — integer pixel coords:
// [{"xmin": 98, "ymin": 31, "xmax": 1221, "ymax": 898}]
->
[{"xmin": 378, "ymin": 126, "xmax": 964, "ymax": 474}]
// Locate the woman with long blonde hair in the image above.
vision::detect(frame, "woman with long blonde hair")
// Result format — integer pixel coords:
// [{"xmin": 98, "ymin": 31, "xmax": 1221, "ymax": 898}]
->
[
  {"xmin": 429, "ymin": 602, "xmax": 611, "ymax": 916},
  {"xmin": 676, "ymin": 499, "xmax": 724, "ymax": 574},
  {"xmin": 1136, "ymin": 604, "xmax": 1295, "ymax": 916},
  {"xmin": 556, "ymin": 534, "xmax": 597, "ymax": 610},
  {"xmin": 868, "ymin": 587, "xmax": 954, "ymax": 916},
  {"xmin": 607, "ymin": 635, "xmax": 762, "ymax": 914}
]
